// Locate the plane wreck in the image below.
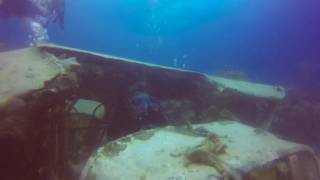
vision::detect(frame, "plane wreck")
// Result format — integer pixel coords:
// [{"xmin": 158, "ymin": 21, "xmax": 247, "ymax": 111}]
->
[{"xmin": 0, "ymin": 44, "xmax": 319, "ymax": 180}]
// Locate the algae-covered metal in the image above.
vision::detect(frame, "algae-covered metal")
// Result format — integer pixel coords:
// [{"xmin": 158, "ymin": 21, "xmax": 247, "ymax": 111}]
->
[
  {"xmin": 0, "ymin": 44, "xmax": 316, "ymax": 180},
  {"xmin": 81, "ymin": 121, "xmax": 320, "ymax": 180}
]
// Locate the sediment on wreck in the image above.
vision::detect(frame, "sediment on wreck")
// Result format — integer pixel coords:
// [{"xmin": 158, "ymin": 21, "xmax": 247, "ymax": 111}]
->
[
  {"xmin": 0, "ymin": 44, "xmax": 287, "ymax": 180},
  {"xmin": 0, "ymin": 47, "xmax": 79, "ymax": 180}
]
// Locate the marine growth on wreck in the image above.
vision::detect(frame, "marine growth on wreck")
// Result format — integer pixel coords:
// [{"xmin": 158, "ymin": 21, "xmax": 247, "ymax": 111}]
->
[
  {"xmin": 1, "ymin": 1, "xmax": 320, "ymax": 180},
  {"xmin": 0, "ymin": 45, "xmax": 319, "ymax": 180}
]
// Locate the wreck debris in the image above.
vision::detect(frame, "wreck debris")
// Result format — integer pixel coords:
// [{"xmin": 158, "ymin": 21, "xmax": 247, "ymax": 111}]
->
[{"xmin": 1, "ymin": 44, "xmax": 319, "ymax": 179}]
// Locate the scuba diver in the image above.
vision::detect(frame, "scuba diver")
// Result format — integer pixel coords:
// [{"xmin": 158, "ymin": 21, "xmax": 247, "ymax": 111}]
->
[{"xmin": 0, "ymin": 0, "xmax": 65, "ymax": 45}]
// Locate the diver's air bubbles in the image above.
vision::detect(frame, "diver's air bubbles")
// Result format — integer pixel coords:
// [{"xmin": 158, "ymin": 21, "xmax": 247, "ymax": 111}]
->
[
  {"xmin": 28, "ymin": 20, "xmax": 49, "ymax": 46},
  {"xmin": 182, "ymin": 54, "xmax": 188, "ymax": 59},
  {"xmin": 173, "ymin": 54, "xmax": 188, "ymax": 68},
  {"xmin": 173, "ymin": 57, "xmax": 178, "ymax": 67},
  {"xmin": 157, "ymin": 37, "xmax": 163, "ymax": 45}
]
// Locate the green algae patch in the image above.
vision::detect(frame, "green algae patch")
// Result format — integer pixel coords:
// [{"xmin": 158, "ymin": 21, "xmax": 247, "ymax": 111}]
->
[
  {"xmin": 118, "ymin": 136, "xmax": 132, "ymax": 143},
  {"xmin": 102, "ymin": 141, "xmax": 127, "ymax": 157},
  {"xmin": 132, "ymin": 129, "xmax": 156, "ymax": 141},
  {"xmin": 85, "ymin": 169, "xmax": 97, "ymax": 180},
  {"xmin": 172, "ymin": 125, "xmax": 218, "ymax": 138},
  {"xmin": 217, "ymin": 120, "xmax": 235, "ymax": 126}
]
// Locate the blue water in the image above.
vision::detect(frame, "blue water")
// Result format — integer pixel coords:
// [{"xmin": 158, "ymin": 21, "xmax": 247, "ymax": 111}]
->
[{"xmin": 1, "ymin": 0, "xmax": 320, "ymax": 89}]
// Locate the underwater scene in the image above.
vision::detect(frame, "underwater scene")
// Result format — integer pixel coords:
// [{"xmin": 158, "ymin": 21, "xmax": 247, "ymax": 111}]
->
[{"xmin": 0, "ymin": 0, "xmax": 320, "ymax": 180}]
